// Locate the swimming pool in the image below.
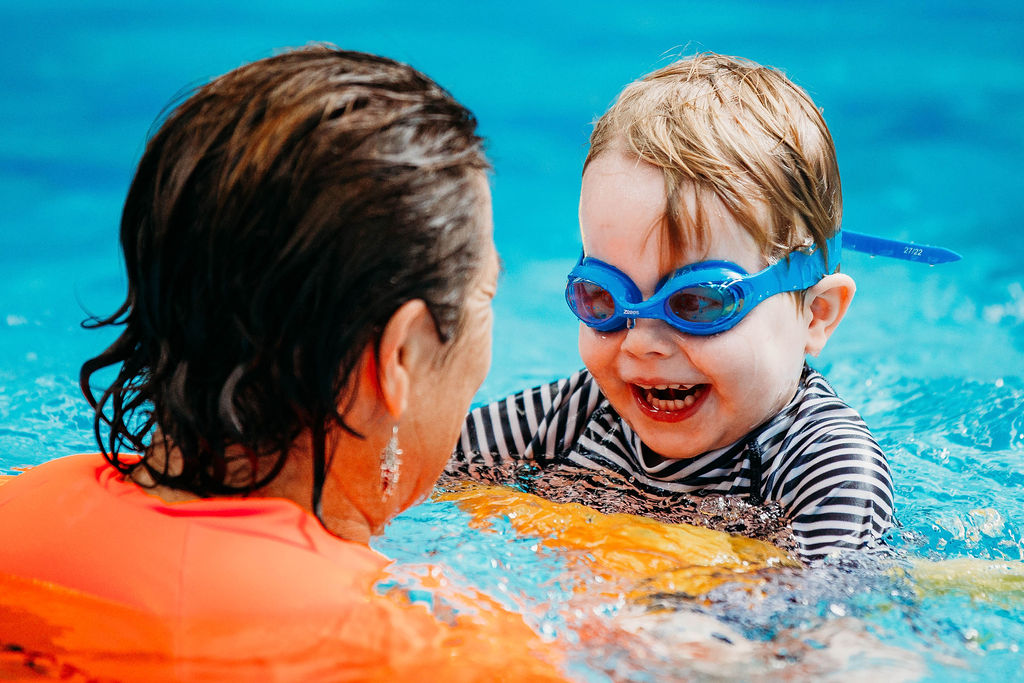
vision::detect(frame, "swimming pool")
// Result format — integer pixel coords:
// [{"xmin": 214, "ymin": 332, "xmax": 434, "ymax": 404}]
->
[{"xmin": 2, "ymin": 1, "xmax": 1023, "ymax": 680}]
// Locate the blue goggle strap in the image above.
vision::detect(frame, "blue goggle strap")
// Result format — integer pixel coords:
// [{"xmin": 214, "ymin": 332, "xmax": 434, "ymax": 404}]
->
[
  {"xmin": 843, "ymin": 230, "xmax": 961, "ymax": 265},
  {"xmin": 741, "ymin": 232, "xmax": 839, "ymax": 308}
]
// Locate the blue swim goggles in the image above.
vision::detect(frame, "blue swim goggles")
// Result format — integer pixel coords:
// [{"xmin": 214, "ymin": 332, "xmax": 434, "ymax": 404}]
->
[{"xmin": 565, "ymin": 230, "xmax": 961, "ymax": 336}]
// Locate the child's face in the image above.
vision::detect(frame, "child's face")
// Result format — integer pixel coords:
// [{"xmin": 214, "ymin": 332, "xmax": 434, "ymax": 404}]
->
[{"xmin": 578, "ymin": 151, "xmax": 814, "ymax": 460}]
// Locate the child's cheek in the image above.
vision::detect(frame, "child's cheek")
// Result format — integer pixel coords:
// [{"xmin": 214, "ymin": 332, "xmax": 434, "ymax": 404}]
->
[
  {"xmin": 689, "ymin": 334, "xmax": 744, "ymax": 386},
  {"xmin": 712, "ymin": 312, "xmax": 802, "ymax": 416},
  {"xmin": 578, "ymin": 325, "xmax": 623, "ymax": 383},
  {"xmin": 578, "ymin": 325, "xmax": 609, "ymax": 361}
]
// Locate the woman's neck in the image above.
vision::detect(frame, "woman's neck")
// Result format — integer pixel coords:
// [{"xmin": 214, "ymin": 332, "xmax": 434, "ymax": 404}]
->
[{"xmin": 133, "ymin": 432, "xmax": 387, "ymax": 544}]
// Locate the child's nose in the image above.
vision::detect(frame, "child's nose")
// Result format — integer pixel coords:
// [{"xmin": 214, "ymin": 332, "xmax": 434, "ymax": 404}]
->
[{"xmin": 620, "ymin": 317, "xmax": 677, "ymax": 358}]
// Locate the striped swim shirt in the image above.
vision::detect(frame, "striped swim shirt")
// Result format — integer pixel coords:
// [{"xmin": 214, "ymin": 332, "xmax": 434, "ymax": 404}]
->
[{"xmin": 447, "ymin": 364, "xmax": 893, "ymax": 564}]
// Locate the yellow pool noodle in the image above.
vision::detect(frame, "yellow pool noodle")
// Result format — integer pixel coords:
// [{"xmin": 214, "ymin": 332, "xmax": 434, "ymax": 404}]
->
[
  {"xmin": 438, "ymin": 481, "xmax": 1024, "ymax": 605},
  {"xmin": 435, "ymin": 481, "xmax": 800, "ymax": 600}
]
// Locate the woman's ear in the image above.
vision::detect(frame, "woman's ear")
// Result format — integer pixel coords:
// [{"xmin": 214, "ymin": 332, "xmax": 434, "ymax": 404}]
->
[
  {"xmin": 372, "ymin": 299, "xmax": 435, "ymax": 417},
  {"xmin": 804, "ymin": 273, "xmax": 856, "ymax": 357}
]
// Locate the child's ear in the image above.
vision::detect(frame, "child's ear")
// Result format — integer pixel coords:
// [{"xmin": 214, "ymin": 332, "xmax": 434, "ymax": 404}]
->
[{"xmin": 803, "ymin": 273, "xmax": 856, "ymax": 357}]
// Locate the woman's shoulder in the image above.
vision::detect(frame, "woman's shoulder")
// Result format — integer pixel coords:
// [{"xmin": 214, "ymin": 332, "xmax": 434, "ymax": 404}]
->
[{"xmin": 0, "ymin": 453, "xmax": 111, "ymax": 509}]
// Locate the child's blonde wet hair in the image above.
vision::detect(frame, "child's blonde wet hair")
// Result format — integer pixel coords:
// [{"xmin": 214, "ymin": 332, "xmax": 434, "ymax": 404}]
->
[{"xmin": 585, "ymin": 53, "xmax": 841, "ymax": 269}]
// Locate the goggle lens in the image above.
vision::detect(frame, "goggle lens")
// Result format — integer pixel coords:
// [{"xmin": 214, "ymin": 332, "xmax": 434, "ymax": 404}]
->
[
  {"xmin": 568, "ymin": 280, "xmax": 617, "ymax": 324},
  {"xmin": 666, "ymin": 285, "xmax": 741, "ymax": 324}
]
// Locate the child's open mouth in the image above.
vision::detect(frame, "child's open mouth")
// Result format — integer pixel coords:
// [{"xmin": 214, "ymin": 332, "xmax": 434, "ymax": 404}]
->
[{"xmin": 630, "ymin": 383, "xmax": 709, "ymax": 422}]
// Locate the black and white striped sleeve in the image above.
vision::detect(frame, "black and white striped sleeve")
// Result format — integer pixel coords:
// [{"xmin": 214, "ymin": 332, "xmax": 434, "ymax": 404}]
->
[
  {"xmin": 447, "ymin": 370, "xmax": 602, "ymax": 473},
  {"xmin": 771, "ymin": 393, "xmax": 894, "ymax": 563}
]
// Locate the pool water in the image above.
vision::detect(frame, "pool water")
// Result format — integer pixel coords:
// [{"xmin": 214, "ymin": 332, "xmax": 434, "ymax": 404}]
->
[{"xmin": 2, "ymin": 1, "xmax": 1023, "ymax": 680}]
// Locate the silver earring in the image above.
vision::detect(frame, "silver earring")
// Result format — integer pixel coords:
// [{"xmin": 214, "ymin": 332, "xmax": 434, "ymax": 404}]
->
[{"xmin": 381, "ymin": 424, "xmax": 403, "ymax": 500}]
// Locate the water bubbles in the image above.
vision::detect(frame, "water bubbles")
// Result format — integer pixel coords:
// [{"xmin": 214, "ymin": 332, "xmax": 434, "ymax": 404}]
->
[
  {"xmin": 969, "ymin": 508, "xmax": 1005, "ymax": 537},
  {"xmin": 538, "ymin": 621, "xmax": 558, "ymax": 639},
  {"xmin": 937, "ymin": 514, "xmax": 981, "ymax": 545},
  {"xmin": 961, "ymin": 627, "xmax": 981, "ymax": 653}
]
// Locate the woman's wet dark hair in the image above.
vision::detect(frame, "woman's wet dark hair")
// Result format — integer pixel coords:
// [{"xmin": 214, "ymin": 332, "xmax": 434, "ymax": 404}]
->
[{"xmin": 80, "ymin": 46, "xmax": 489, "ymax": 514}]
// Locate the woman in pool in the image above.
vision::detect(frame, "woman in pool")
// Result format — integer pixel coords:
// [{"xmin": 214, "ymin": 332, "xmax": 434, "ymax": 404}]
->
[{"xmin": 0, "ymin": 46, "xmax": 563, "ymax": 680}]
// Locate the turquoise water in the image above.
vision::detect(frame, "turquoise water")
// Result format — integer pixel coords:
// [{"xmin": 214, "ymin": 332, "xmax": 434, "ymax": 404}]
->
[{"xmin": 2, "ymin": 1, "xmax": 1023, "ymax": 680}]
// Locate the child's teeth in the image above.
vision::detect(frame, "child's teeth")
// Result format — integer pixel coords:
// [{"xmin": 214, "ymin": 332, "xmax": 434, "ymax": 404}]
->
[{"xmin": 642, "ymin": 385, "xmax": 701, "ymax": 411}]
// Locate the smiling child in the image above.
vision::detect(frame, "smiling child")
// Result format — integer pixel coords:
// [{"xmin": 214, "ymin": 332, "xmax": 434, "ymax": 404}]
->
[{"xmin": 447, "ymin": 53, "xmax": 947, "ymax": 563}]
